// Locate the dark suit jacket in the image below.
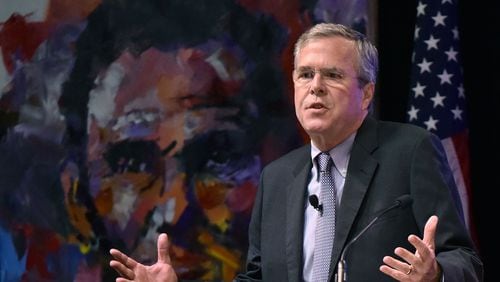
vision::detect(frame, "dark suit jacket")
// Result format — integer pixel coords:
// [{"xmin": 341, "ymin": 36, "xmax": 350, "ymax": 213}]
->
[{"xmin": 236, "ymin": 117, "xmax": 483, "ymax": 281}]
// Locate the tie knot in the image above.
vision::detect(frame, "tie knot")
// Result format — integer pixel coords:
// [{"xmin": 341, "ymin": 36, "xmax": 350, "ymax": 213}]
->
[{"xmin": 317, "ymin": 152, "xmax": 333, "ymax": 173}]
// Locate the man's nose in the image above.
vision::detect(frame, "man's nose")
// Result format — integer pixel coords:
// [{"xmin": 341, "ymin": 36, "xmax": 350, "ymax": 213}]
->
[{"xmin": 309, "ymin": 73, "xmax": 326, "ymax": 96}]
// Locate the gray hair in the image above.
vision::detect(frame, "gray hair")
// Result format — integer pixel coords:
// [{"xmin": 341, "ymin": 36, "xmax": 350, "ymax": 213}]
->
[{"xmin": 293, "ymin": 23, "xmax": 378, "ymax": 85}]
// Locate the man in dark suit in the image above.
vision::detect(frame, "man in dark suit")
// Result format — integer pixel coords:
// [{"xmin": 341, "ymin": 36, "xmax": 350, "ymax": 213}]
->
[
  {"xmin": 234, "ymin": 23, "xmax": 482, "ymax": 281},
  {"xmin": 110, "ymin": 23, "xmax": 483, "ymax": 281}
]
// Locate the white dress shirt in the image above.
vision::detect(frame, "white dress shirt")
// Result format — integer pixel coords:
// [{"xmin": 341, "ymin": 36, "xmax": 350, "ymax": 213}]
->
[{"xmin": 302, "ymin": 133, "xmax": 356, "ymax": 282}]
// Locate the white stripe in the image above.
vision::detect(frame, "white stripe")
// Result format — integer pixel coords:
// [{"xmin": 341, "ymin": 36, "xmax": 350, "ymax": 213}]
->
[{"xmin": 441, "ymin": 137, "xmax": 470, "ymax": 230}]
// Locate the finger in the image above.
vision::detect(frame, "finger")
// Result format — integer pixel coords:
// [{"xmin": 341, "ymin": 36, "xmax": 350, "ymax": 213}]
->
[
  {"xmin": 109, "ymin": 260, "xmax": 135, "ymax": 279},
  {"xmin": 379, "ymin": 265, "xmax": 408, "ymax": 281},
  {"xmin": 116, "ymin": 278, "xmax": 133, "ymax": 282},
  {"xmin": 394, "ymin": 247, "xmax": 417, "ymax": 265},
  {"xmin": 157, "ymin": 233, "xmax": 172, "ymax": 264},
  {"xmin": 110, "ymin": 249, "xmax": 139, "ymax": 269},
  {"xmin": 408, "ymin": 234, "xmax": 432, "ymax": 260},
  {"xmin": 382, "ymin": 255, "xmax": 411, "ymax": 273},
  {"xmin": 422, "ymin": 215, "xmax": 438, "ymax": 249}
]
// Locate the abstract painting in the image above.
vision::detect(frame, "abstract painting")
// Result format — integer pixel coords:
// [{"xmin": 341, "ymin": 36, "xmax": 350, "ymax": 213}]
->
[{"xmin": 0, "ymin": 0, "xmax": 368, "ymax": 280}]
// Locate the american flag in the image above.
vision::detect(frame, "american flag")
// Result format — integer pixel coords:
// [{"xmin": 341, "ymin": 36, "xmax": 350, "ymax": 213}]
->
[{"xmin": 407, "ymin": 0, "xmax": 475, "ymax": 238}]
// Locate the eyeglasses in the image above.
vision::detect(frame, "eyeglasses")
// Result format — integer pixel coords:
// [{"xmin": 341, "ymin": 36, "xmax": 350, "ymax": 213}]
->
[{"xmin": 293, "ymin": 67, "xmax": 368, "ymax": 87}]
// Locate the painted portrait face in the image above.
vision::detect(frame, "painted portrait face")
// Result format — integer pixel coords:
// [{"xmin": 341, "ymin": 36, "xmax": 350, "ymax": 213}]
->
[
  {"xmin": 53, "ymin": 1, "xmax": 299, "ymax": 278},
  {"xmin": 74, "ymin": 42, "xmax": 257, "ymax": 275}
]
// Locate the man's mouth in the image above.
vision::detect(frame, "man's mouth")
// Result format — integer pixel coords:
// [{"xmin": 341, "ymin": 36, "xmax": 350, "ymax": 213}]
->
[{"xmin": 308, "ymin": 102, "xmax": 327, "ymax": 109}]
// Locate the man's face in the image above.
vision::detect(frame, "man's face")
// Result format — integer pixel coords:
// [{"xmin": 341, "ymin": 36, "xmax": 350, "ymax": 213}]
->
[{"xmin": 293, "ymin": 37, "xmax": 373, "ymax": 146}]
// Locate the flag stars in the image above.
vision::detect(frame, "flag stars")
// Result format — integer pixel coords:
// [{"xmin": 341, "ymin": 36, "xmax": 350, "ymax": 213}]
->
[
  {"xmin": 424, "ymin": 35, "xmax": 440, "ymax": 50},
  {"xmin": 424, "ymin": 116, "xmax": 439, "ymax": 131},
  {"xmin": 451, "ymin": 105, "xmax": 463, "ymax": 120},
  {"xmin": 445, "ymin": 47, "xmax": 458, "ymax": 61},
  {"xmin": 417, "ymin": 2, "xmax": 427, "ymax": 16},
  {"xmin": 430, "ymin": 92, "xmax": 446, "ymax": 107},
  {"xmin": 418, "ymin": 58, "xmax": 433, "ymax": 73},
  {"xmin": 409, "ymin": 1, "xmax": 467, "ymax": 136},
  {"xmin": 432, "ymin": 12, "xmax": 447, "ymax": 27},
  {"xmin": 458, "ymin": 84, "xmax": 465, "ymax": 98},
  {"xmin": 408, "ymin": 106, "xmax": 420, "ymax": 121},
  {"xmin": 413, "ymin": 82, "xmax": 426, "ymax": 97},
  {"xmin": 452, "ymin": 27, "xmax": 459, "ymax": 39},
  {"xmin": 437, "ymin": 69, "xmax": 453, "ymax": 84}
]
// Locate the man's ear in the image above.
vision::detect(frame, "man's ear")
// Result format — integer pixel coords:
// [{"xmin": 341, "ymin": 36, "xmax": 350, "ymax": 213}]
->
[{"xmin": 361, "ymin": 82, "xmax": 375, "ymax": 110}]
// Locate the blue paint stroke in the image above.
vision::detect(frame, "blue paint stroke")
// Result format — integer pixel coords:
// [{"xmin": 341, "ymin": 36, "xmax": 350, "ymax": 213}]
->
[{"xmin": 0, "ymin": 225, "xmax": 26, "ymax": 282}]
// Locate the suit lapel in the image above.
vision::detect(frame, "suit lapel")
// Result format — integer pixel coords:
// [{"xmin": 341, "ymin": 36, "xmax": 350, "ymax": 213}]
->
[
  {"xmin": 329, "ymin": 117, "xmax": 379, "ymax": 274},
  {"xmin": 286, "ymin": 146, "xmax": 311, "ymax": 282}
]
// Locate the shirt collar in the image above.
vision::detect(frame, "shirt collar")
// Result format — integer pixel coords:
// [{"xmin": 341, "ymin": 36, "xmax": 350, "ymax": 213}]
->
[{"xmin": 310, "ymin": 132, "xmax": 357, "ymax": 178}]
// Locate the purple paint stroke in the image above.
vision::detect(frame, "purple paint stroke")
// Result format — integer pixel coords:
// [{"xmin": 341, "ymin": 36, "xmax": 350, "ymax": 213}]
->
[
  {"xmin": 10, "ymin": 23, "xmax": 84, "ymax": 143},
  {"xmin": 205, "ymin": 155, "xmax": 261, "ymax": 185},
  {"xmin": 314, "ymin": 0, "xmax": 367, "ymax": 29}
]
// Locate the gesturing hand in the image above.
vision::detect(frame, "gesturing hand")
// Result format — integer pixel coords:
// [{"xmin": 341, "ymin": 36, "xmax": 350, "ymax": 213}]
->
[
  {"xmin": 379, "ymin": 215, "xmax": 442, "ymax": 281},
  {"xmin": 110, "ymin": 233, "xmax": 178, "ymax": 282}
]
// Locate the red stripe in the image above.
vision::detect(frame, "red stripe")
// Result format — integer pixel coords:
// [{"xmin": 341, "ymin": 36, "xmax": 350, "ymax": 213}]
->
[{"xmin": 451, "ymin": 130, "xmax": 479, "ymax": 248}]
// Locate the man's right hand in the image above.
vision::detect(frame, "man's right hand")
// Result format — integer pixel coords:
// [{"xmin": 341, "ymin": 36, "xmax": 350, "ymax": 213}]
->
[{"xmin": 110, "ymin": 233, "xmax": 178, "ymax": 282}]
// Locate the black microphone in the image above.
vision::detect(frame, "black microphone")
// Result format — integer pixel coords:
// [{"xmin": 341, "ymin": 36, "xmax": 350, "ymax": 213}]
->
[
  {"xmin": 309, "ymin": 194, "xmax": 323, "ymax": 215},
  {"xmin": 336, "ymin": 194, "xmax": 413, "ymax": 282}
]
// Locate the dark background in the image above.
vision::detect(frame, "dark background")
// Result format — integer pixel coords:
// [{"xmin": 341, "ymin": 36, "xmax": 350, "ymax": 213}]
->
[{"xmin": 377, "ymin": 1, "xmax": 498, "ymax": 279}]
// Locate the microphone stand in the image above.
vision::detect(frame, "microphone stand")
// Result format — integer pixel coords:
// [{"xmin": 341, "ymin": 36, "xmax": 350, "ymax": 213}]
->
[{"xmin": 335, "ymin": 195, "xmax": 412, "ymax": 282}]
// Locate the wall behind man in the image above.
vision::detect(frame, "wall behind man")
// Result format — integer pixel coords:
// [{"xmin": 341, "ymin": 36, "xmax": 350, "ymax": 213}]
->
[{"xmin": 376, "ymin": 0, "xmax": 498, "ymax": 279}]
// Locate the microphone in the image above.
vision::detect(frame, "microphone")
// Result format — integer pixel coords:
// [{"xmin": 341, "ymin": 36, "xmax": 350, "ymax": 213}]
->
[
  {"xmin": 335, "ymin": 194, "xmax": 413, "ymax": 282},
  {"xmin": 309, "ymin": 194, "xmax": 323, "ymax": 215}
]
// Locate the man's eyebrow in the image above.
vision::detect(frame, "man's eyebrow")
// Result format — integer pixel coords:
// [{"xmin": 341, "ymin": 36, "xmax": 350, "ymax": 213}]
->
[
  {"xmin": 319, "ymin": 67, "xmax": 344, "ymax": 74},
  {"xmin": 295, "ymin": 66, "xmax": 344, "ymax": 74},
  {"xmin": 296, "ymin": 66, "xmax": 314, "ymax": 71}
]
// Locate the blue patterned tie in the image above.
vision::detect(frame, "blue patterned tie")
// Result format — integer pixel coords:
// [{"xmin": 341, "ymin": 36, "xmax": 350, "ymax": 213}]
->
[{"xmin": 311, "ymin": 152, "xmax": 336, "ymax": 281}]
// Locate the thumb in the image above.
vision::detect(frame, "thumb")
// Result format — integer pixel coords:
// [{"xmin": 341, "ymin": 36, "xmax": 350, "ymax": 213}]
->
[
  {"xmin": 157, "ymin": 233, "xmax": 172, "ymax": 264},
  {"xmin": 423, "ymin": 215, "xmax": 438, "ymax": 249}
]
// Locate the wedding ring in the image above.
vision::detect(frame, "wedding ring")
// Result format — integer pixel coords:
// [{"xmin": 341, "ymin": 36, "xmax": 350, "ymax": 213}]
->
[{"xmin": 405, "ymin": 264, "xmax": 413, "ymax": 275}]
